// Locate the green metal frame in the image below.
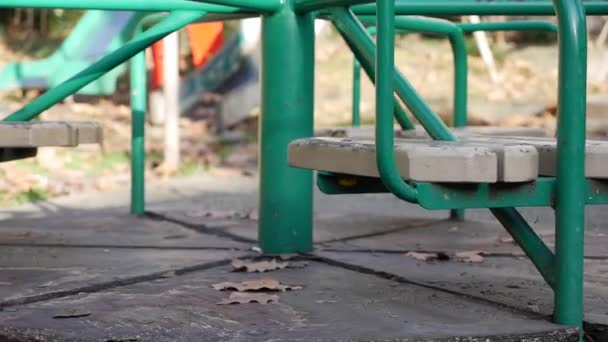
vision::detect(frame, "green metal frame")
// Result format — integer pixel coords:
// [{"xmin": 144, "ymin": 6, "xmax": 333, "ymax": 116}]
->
[
  {"xmin": 350, "ymin": 19, "xmax": 557, "ymax": 129},
  {"xmin": 0, "ymin": 0, "xmax": 599, "ymax": 338}
]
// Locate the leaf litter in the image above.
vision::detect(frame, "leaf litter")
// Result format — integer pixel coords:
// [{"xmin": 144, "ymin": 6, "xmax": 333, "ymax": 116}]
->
[
  {"xmin": 212, "ymin": 278, "xmax": 302, "ymax": 292},
  {"xmin": 455, "ymin": 250, "xmax": 487, "ymax": 263},
  {"xmin": 405, "ymin": 251, "xmax": 450, "ymax": 262},
  {"xmin": 231, "ymin": 258, "xmax": 289, "ymax": 273}
]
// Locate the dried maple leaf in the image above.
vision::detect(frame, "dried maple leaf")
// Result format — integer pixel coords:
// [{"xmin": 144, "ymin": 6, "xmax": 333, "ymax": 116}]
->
[
  {"xmin": 212, "ymin": 278, "xmax": 302, "ymax": 292},
  {"xmin": 405, "ymin": 251, "xmax": 450, "ymax": 262},
  {"xmin": 217, "ymin": 292, "xmax": 279, "ymax": 305},
  {"xmin": 231, "ymin": 259, "xmax": 289, "ymax": 273},
  {"xmin": 455, "ymin": 250, "xmax": 486, "ymax": 263}
]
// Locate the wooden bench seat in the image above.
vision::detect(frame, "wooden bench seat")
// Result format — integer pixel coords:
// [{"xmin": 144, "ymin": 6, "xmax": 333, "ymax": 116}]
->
[
  {"xmin": 0, "ymin": 121, "xmax": 102, "ymax": 147},
  {"xmin": 0, "ymin": 121, "xmax": 102, "ymax": 162},
  {"xmin": 289, "ymin": 137, "xmax": 539, "ymax": 183},
  {"xmin": 463, "ymin": 135, "xmax": 608, "ymax": 179},
  {"xmin": 290, "ymin": 134, "xmax": 608, "ymax": 182}
]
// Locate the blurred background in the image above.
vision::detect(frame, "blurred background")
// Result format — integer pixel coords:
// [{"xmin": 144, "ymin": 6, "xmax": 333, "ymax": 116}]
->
[{"xmin": 0, "ymin": 10, "xmax": 606, "ymax": 207}]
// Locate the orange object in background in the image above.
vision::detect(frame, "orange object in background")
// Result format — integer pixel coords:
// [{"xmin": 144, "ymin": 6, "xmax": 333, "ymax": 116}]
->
[{"xmin": 150, "ymin": 22, "xmax": 224, "ymax": 89}]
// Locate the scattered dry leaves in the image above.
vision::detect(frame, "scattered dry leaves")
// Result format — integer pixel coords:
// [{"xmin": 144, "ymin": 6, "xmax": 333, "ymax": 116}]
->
[
  {"xmin": 231, "ymin": 259, "xmax": 289, "ymax": 273},
  {"xmin": 217, "ymin": 292, "xmax": 279, "ymax": 305},
  {"xmin": 212, "ymin": 278, "xmax": 302, "ymax": 292},
  {"xmin": 455, "ymin": 250, "xmax": 486, "ymax": 263},
  {"xmin": 405, "ymin": 251, "xmax": 450, "ymax": 262}
]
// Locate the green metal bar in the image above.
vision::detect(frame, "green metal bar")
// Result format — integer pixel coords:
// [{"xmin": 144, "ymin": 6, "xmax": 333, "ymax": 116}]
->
[
  {"xmin": 319, "ymin": 175, "xmax": 608, "ymax": 207},
  {"xmin": 374, "ymin": 0, "xmax": 418, "ymax": 202},
  {"xmin": 353, "ymin": 1, "xmax": 608, "ymax": 16},
  {"xmin": 185, "ymin": 0, "xmax": 280, "ymax": 12},
  {"xmin": 393, "ymin": 99, "xmax": 415, "ymax": 130},
  {"xmin": 552, "ymin": 0, "xmax": 587, "ymax": 334},
  {"xmin": 352, "ymin": 45, "xmax": 413, "ymax": 129},
  {"xmin": 0, "ymin": 0, "xmax": 244, "ymax": 13},
  {"xmin": 347, "ymin": 8, "xmax": 558, "ymax": 287},
  {"xmin": 352, "ymin": 58, "xmax": 362, "ymax": 127},
  {"xmin": 360, "ymin": 15, "xmax": 465, "ymax": 221},
  {"xmin": 459, "ymin": 20, "xmax": 558, "ymax": 33},
  {"xmin": 3, "ymin": 11, "xmax": 205, "ymax": 123},
  {"xmin": 359, "ymin": 16, "xmax": 468, "ymax": 127},
  {"xmin": 332, "ymin": 9, "xmax": 451, "ymax": 140},
  {"xmin": 259, "ymin": 8, "xmax": 315, "ymax": 254},
  {"xmin": 336, "ymin": 20, "xmax": 415, "ymax": 130},
  {"xmin": 129, "ymin": 25, "xmax": 151, "ymax": 215},
  {"xmin": 296, "ymin": 0, "xmax": 373, "ymax": 13},
  {"xmin": 490, "ymin": 208, "xmax": 556, "ymax": 287}
]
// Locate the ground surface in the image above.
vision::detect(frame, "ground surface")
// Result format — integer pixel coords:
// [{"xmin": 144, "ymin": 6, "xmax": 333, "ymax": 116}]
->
[{"xmin": 0, "ymin": 171, "xmax": 605, "ymax": 341}]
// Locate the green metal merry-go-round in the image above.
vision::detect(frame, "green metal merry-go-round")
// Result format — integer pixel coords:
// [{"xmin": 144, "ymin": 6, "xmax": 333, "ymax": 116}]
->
[{"xmin": 0, "ymin": 0, "xmax": 607, "ymax": 340}]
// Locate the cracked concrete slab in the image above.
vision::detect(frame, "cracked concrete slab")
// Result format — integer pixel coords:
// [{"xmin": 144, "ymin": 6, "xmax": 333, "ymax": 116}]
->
[
  {"xmin": 0, "ymin": 261, "xmax": 576, "ymax": 342},
  {"xmin": 160, "ymin": 210, "xmax": 434, "ymax": 243},
  {"xmin": 316, "ymin": 251, "xmax": 608, "ymax": 329},
  {"xmin": 0, "ymin": 213, "xmax": 248, "ymax": 249},
  {"xmin": 319, "ymin": 218, "xmax": 608, "ymax": 258},
  {"xmin": 0, "ymin": 246, "xmax": 245, "ymax": 307}
]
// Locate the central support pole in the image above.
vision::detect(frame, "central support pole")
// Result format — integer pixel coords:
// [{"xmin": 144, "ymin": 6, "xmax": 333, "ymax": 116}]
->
[
  {"xmin": 552, "ymin": 0, "xmax": 587, "ymax": 337},
  {"xmin": 259, "ymin": 5, "xmax": 315, "ymax": 254}
]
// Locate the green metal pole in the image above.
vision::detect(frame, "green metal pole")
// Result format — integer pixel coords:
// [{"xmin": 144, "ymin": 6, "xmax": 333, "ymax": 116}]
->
[
  {"xmin": 374, "ymin": 1, "xmax": 419, "ymax": 203},
  {"xmin": 296, "ymin": 0, "xmax": 373, "ymax": 13},
  {"xmin": 0, "ymin": 0, "xmax": 242, "ymax": 12},
  {"xmin": 359, "ymin": 16, "xmax": 468, "ymax": 128},
  {"xmin": 332, "ymin": 9, "xmax": 453, "ymax": 140},
  {"xmin": 459, "ymin": 20, "xmax": 558, "ymax": 33},
  {"xmin": 552, "ymin": 0, "xmax": 587, "ymax": 335},
  {"xmin": 342, "ymin": 10, "xmax": 561, "ymax": 277},
  {"xmin": 184, "ymin": 0, "xmax": 281, "ymax": 12},
  {"xmin": 352, "ymin": 1, "xmax": 608, "ymax": 16},
  {"xmin": 491, "ymin": 208, "xmax": 555, "ymax": 287},
  {"xmin": 259, "ymin": 7, "xmax": 315, "ymax": 254},
  {"xmin": 352, "ymin": 58, "xmax": 362, "ymax": 127},
  {"xmin": 337, "ymin": 20, "xmax": 415, "ymax": 130},
  {"xmin": 361, "ymin": 15, "xmax": 467, "ymax": 217},
  {"xmin": 342, "ymin": 27, "xmax": 415, "ymax": 130},
  {"xmin": 130, "ymin": 29, "xmax": 148, "ymax": 215},
  {"xmin": 3, "ymin": 11, "xmax": 205, "ymax": 123}
]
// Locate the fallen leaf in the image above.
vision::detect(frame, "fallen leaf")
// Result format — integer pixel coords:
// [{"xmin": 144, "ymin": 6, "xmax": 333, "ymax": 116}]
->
[
  {"xmin": 231, "ymin": 259, "xmax": 289, "ymax": 273},
  {"xmin": 498, "ymin": 236, "xmax": 515, "ymax": 244},
  {"xmin": 406, "ymin": 251, "xmax": 437, "ymax": 261},
  {"xmin": 455, "ymin": 250, "xmax": 486, "ymax": 263},
  {"xmin": 527, "ymin": 304, "xmax": 541, "ymax": 313},
  {"xmin": 52, "ymin": 308, "xmax": 91, "ymax": 319},
  {"xmin": 212, "ymin": 278, "xmax": 302, "ymax": 292},
  {"xmin": 246, "ymin": 210, "xmax": 258, "ymax": 221},
  {"xmin": 217, "ymin": 292, "xmax": 279, "ymax": 305},
  {"xmin": 405, "ymin": 251, "xmax": 450, "ymax": 262}
]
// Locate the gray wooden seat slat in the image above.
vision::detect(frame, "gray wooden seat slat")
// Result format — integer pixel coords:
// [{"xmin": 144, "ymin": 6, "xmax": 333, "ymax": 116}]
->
[
  {"xmin": 462, "ymin": 135, "xmax": 608, "ymax": 179},
  {"xmin": 289, "ymin": 137, "xmax": 539, "ymax": 183},
  {"xmin": 0, "ymin": 121, "xmax": 102, "ymax": 147}
]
